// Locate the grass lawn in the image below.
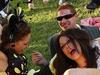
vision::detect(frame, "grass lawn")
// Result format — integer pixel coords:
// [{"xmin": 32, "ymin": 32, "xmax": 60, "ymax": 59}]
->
[{"xmin": 11, "ymin": 0, "xmax": 100, "ymax": 70}]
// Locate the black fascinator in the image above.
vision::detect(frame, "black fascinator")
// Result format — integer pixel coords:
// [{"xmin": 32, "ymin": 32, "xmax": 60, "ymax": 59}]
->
[
  {"xmin": 0, "ymin": 0, "xmax": 9, "ymax": 11},
  {"xmin": 7, "ymin": 5, "xmax": 24, "ymax": 42}
]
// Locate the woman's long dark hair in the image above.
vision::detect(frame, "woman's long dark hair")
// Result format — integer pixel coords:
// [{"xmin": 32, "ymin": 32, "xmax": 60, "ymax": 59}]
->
[
  {"xmin": 53, "ymin": 29, "xmax": 97, "ymax": 75},
  {"xmin": 1, "ymin": 14, "xmax": 31, "ymax": 48}
]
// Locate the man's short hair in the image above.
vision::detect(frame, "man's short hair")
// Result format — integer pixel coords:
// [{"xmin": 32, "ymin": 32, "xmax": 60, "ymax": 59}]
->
[{"xmin": 57, "ymin": 2, "xmax": 76, "ymax": 14}]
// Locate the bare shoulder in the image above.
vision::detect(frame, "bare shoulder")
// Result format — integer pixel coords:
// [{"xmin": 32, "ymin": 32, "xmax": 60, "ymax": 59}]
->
[
  {"xmin": 0, "ymin": 51, "xmax": 7, "ymax": 59},
  {"xmin": 0, "ymin": 51, "xmax": 8, "ymax": 71}
]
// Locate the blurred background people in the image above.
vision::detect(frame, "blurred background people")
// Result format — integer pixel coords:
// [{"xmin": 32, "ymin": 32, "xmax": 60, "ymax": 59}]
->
[
  {"xmin": 28, "ymin": 0, "xmax": 35, "ymax": 10},
  {"xmin": 59, "ymin": 0, "xmax": 66, "ymax": 5},
  {"xmin": 43, "ymin": 0, "xmax": 49, "ymax": 4},
  {"xmin": 86, "ymin": 0, "xmax": 100, "ymax": 10}
]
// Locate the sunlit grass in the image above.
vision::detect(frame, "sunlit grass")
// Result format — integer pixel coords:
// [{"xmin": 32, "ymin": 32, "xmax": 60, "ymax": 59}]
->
[{"xmin": 11, "ymin": 0, "xmax": 100, "ymax": 70}]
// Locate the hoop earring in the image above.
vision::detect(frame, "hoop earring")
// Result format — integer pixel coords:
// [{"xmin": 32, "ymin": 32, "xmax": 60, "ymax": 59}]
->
[{"xmin": 11, "ymin": 44, "xmax": 15, "ymax": 47}]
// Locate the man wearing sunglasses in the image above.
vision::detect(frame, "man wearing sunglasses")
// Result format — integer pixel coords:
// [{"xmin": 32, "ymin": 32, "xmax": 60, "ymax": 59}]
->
[
  {"xmin": 48, "ymin": 3, "xmax": 100, "ymax": 58},
  {"xmin": 28, "ymin": 2, "xmax": 100, "ymax": 75}
]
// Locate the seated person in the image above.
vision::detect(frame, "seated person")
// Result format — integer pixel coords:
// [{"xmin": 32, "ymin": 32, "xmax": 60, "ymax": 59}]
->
[
  {"xmin": 49, "ymin": 29, "xmax": 100, "ymax": 75},
  {"xmin": 0, "ymin": 13, "xmax": 31, "ymax": 75},
  {"xmin": 48, "ymin": 2, "xmax": 100, "ymax": 58},
  {"xmin": 64, "ymin": 68, "xmax": 100, "ymax": 75}
]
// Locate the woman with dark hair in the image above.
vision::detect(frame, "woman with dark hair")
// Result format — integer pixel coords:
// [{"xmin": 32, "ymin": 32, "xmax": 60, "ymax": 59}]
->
[
  {"xmin": 0, "ymin": 12, "xmax": 52, "ymax": 75},
  {"xmin": 0, "ymin": 13, "xmax": 31, "ymax": 75},
  {"xmin": 50, "ymin": 29, "xmax": 100, "ymax": 75}
]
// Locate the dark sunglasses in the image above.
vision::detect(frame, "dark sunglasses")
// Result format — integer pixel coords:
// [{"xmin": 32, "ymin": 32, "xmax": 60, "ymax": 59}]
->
[
  {"xmin": 56, "ymin": 13, "xmax": 75, "ymax": 21},
  {"xmin": 61, "ymin": 40, "xmax": 71, "ymax": 49}
]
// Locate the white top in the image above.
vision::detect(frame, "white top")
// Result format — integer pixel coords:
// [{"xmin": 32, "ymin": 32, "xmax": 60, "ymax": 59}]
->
[
  {"xmin": 97, "ymin": 56, "xmax": 100, "ymax": 69},
  {"xmin": 92, "ymin": 37, "xmax": 100, "ymax": 69}
]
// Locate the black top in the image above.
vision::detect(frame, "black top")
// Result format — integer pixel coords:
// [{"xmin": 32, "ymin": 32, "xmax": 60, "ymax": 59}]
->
[{"xmin": 1, "ymin": 48, "xmax": 28, "ymax": 75}]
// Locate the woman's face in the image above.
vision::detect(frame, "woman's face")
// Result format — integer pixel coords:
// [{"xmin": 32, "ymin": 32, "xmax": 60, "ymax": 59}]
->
[
  {"xmin": 59, "ymin": 36, "xmax": 83, "ymax": 61},
  {"xmin": 12, "ymin": 34, "xmax": 31, "ymax": 54}
]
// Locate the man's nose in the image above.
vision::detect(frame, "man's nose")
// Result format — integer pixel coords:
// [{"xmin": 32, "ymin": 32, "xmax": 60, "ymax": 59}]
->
[{"xmin": 61, "ymin": 18, "xmax": 67, "ymax": 21}]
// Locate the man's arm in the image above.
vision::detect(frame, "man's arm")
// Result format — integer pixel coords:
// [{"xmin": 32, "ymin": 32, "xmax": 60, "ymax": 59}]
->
[
  {"xmin": 81, "ymin": 25, "xmax": 100, "ymax": 39},
  {"xmin": 47, "ymin": 33, "xmax": 59, "ymax": 58}
]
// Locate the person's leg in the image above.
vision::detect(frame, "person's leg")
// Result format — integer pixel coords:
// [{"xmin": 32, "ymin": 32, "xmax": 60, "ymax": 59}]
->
[
  {"xmin": 28, "ymin": 0, "xmax": 35, "ymax": 10},
  {"xmin": 92, "ymin": 0, "xmax": 100, "ymax": 5},
  {"xmin": 86, "ymin": 0, "xmax": 100, "ymax": 10}
]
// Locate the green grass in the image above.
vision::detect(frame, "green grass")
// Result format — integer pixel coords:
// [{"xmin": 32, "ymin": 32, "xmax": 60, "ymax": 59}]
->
[{"xmin": 11, "ymin": 0, "xmax": 100, "ymax": 70}]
